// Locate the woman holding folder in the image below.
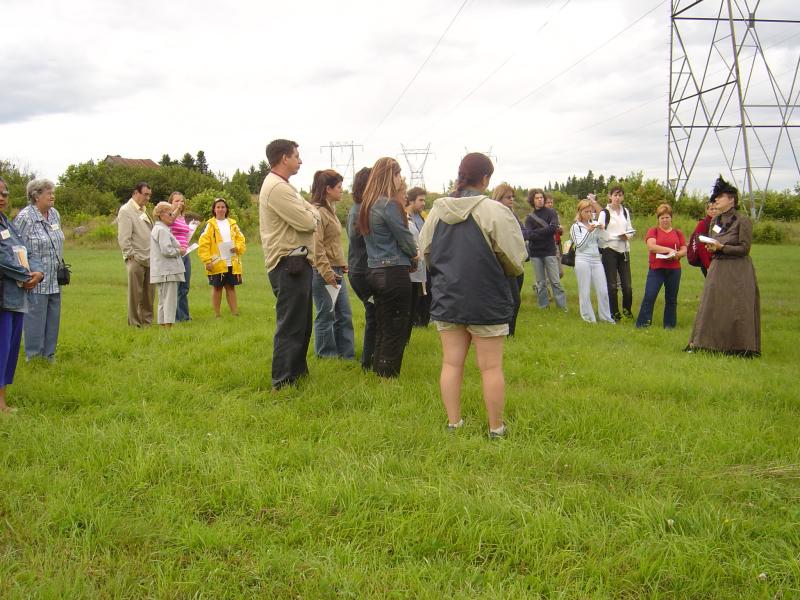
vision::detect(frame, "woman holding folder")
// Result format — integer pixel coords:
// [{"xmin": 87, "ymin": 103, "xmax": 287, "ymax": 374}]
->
[
  {"xmin": 686, "ymin": 177, "xmax": 760, "ymax": 356},
  {"xmin": 198, "ymin": 198, "xmax": 246, "ymax": 318}
]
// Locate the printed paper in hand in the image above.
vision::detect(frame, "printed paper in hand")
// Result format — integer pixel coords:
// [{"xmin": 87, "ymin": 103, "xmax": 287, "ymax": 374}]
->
[
  {"xmin": 698, "ymin": 235, "xmax": 716, "ymax": 244},
  {"xmin": 218, "ymin": 241, "xmax": 233, "ymax": 261},
  {"xmin": 325, "ymin": 284, "xmax": 340, "ymax": 312},
  {"xmin": 656, "ymin": 252, "xmax": 675, "ymax": 259},
  {"xmin": 184, "ymin": 242, "xmax": 199, "ymax": 255}
]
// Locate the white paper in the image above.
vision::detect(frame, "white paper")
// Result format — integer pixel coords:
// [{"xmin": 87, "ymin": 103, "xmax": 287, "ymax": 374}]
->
[
  {"xmin": 325, "ymin": 284, "xmax": 340, "ymax": 311},
  {"xmin": 698, "ymin": 235, "xmax": 716, "ymax": 244},
  {"xmin": 656, "ymin": 252, "xmax": 675, "ymax": 259},
  {"xmin": 218, "ymin": 241, "xmax": 233, "ymax": 261},
  {"xmin": 188, "ymin": 220, "xmax": 200, "ymax": 236},
  {"xmin": 184, "ymin": 242, "xmax": 199, "ymax": 255}
]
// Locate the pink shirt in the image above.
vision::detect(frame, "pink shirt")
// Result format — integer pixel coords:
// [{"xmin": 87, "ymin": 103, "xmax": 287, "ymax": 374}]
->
[{"xmin": 170, "ymin": 215, "xmax": 191, "ymax": 249}]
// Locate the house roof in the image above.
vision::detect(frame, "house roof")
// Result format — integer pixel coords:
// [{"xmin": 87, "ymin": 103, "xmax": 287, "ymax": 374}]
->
[{"xmin": 104, "ymin": 155, "xmax": 160, "ymax": 169}]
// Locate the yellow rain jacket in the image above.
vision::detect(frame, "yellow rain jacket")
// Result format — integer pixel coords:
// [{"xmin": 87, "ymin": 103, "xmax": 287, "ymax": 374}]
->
[{"xmin": 198, "ymin": 218, "xmax": 246, "ymax": 275}]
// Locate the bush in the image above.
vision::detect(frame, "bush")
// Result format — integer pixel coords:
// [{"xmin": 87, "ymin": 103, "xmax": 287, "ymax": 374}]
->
[
  {"xmin": 56, "ymin": 185, "xmax": 119, "ymax": 216},
  {"xmin": 752, "ymin": 221, "xmax": 786, "ymax": 244},
  {"xmin": 87, "ymin": 225, "xmax": 117, "ymax": 243}
]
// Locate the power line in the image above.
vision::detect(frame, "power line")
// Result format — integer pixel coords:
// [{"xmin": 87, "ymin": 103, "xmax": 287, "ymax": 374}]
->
[
  {"xmin": 364, "ymin": 0, "xmax": 470, "ymax": 142},
  {"xmin": 415, "ymin": 0, "xmax": 572, "ymax": 139},
  {"xmin": 506, "ymin": 0, "xmax": 668, "ymax": 112}
]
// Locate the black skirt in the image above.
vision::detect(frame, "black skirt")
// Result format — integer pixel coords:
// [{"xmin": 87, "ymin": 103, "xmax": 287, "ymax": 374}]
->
[{"xmin": 207, "ymin": 266, "xmax": 242, "ymax": 287}]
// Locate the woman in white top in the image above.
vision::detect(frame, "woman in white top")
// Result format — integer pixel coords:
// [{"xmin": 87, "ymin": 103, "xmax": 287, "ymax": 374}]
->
[{"xmin": 570, "ymin": 199, "xmax": 615, "ymax": 324}]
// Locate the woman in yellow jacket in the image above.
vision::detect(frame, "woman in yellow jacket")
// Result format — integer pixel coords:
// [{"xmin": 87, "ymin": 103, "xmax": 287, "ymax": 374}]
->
[{"xmin": 198, "ymin": 198, "xmax": 246, "ymax": 317}]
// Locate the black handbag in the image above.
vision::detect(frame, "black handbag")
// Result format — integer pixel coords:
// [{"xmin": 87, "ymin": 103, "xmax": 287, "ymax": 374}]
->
[
  {"xmin": 41, "ymin": 220, "xmax": 71, "ymax": 285},
  {"xmin": 561, "ymin": 240, "xmax": 576, "ymax": 267}
]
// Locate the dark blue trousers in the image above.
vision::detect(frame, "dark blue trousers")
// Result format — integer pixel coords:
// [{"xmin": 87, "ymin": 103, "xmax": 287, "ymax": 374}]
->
[
  {"xmin": 0, "ymin": 310, "xmax": 24, "ymax": 387},
  {"xmin": 636, "ymin": 268, "xmax": 681, "ymax": 329}
]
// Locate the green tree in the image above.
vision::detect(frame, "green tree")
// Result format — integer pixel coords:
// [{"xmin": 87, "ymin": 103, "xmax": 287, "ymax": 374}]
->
[
  {"xmin": 180, "ymin": 153, "xmax": 196, "ymax": 171},
  {"xmin": 196, "ymin": 150, "xmax": 209, "ymax": 175},
  {"xmin": 224, "ymin": 170, "xmax": 252, "ymax": 209}
]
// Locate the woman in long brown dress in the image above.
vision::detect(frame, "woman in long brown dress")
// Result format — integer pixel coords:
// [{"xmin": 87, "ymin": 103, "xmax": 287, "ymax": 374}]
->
[{"xmin": 686, "ymin": 176, "xmax": 760, "ymax": 357}]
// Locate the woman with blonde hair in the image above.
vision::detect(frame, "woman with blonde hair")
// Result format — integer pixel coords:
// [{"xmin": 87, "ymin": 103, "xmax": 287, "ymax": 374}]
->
[
  {"xmin": 310, "ymin": 169, "xmax": 355, "ymax": 359},
  {"xmin": 198, "ymin": 198, "xmax": 246, "ymax": 317},
  {"xmin": 167, "ymin": 191, "xmax": 197, "ymax": 322},
  {"xmin": 150, "ymin": 202, "xmax": 186, "ymax": 327},
  {"xmin": 635, "ymin": 203, "xmax": 686, "ymax": 328},
  {"xmin": 492, "ymin": 183, "xmax": 528, "ymax": 336},
  {"xmin": 570, "ymin": 199, "xmax": 615, "ymax": 324},
  {"xmin": 358, "ymin": 157, "xmax": 417, "ymax": 377}
]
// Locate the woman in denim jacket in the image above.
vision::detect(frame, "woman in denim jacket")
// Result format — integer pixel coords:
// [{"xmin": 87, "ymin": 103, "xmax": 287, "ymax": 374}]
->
[
  {"xmin": 357, "ymin": 158, "xmax": 418, "ymax": 377},
  {"xmin": 0, "ymin": 177, "xmax": 45, "ymax": 413}
]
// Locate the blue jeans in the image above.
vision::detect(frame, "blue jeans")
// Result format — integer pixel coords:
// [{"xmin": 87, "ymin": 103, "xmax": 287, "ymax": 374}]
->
[
  {"xmin": 23, "ymin": 292, "xmax": 61, "ymax": 360},
  {"xmin": 531, "ymin": 255, "xmax": 566, "ymax": 309},
  {"xmin": 311, "ymin": 267, "xmax": 355, "ymax": 359},
  {"xmin": 636, "ymin": 268, "xmax": 681, "ymax": 329},
  {"xmin": 176, "ymin": 254, "xmax": 191, "ymax": 322}
]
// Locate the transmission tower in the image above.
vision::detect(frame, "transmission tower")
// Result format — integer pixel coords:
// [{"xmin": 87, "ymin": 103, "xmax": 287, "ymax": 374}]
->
[
  {"xmin": 320, "ymin": 141, "xmax": 363, "ymax": 188},
  {"xmin": 400, "ymin": 144, "xmax": 432, "ymax": 189},
  {"xmin": 667, "ymin": 0, "xmax": 800, "ymax": 218},
  {"xmin": 465, "ymin": 146, "xmax": 498, "ymax": 163}
]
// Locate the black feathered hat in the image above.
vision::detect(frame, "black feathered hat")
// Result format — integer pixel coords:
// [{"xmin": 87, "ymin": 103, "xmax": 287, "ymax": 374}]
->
[{"xmin": 709, "ymin": 175, "xmax": 738, "ymax": 207}]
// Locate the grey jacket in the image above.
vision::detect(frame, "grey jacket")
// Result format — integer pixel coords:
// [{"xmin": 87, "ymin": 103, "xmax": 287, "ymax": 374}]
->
[{"xmin": 150, "ymin": 222, "xmax": 186, "ymax": 281}]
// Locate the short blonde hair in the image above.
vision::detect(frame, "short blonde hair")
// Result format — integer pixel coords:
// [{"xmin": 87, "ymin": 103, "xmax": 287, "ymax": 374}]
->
[
  {"xmin": 656, "ymin": 203, "xmax": 672, "ymax": 218},
  {"xmin": 153, "ymin": 201, "xmax": 174, "ymax": 219},
  {"xmin": 492, "ymin": 183, "xmax": 514, "ymax": 202},
  {"xmin": 574, "ymin": 199, "xmax": 592, "ymax": 222}
]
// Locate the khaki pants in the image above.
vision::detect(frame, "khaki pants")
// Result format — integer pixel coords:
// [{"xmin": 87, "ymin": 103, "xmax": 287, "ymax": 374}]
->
[{"xmin": 126, "ymin": 259, "xmax": 155, "ymax": 326}]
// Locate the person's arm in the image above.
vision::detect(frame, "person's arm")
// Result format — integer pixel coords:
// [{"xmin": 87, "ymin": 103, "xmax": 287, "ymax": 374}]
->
[
  {"xmin": 525, "ymin": 214, "xmax": 557, "ymax": 240},
  {"xmin": 673, "ymin": 230, "xmax": 687, "ymax": 259},
  {"xmin": 418, "ymin": 211, "xmax": 436, "ymax": 268},
  {"xmin": 711, "ymin": 216, "xmax": 752, "ymax": 257},
  {"xmin": 571, "ymin": 223, "xmax": 593, "ymax": 249},
  {"xmin": 645, "ymin": 229, "xmax": 678, "ymax": 255},
  {"xmin": 313, "ymin": 213, "xmax": 337, "ymax": 285},
  {"xmin": 232, "ymin": 223, "xmax": 246, "ymax": 256},
  {"xmin": 117, "ymin": 207, "xmax": 134, "ymax": 259},
  {"xmin": 483, "ymin": 205, "xmax": 527, "ymax": 277},
  {"xmin": 157, "ymin": 227, "xmax": 181, "ymax": 258},
  {"xmin": 267, "ymin": 184, "xmax": 319, "ymax": 233},
  {"xmin": 197, "ymin": 222, "xmax": 215, "ymax": 268},
  {"xmin": 385, "ymin": 201, "xmax": 418, "ymax": 259}
]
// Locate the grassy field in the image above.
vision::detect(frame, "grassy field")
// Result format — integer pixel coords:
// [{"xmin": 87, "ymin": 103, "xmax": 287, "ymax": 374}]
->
[{"xmin": 1, "ymin": 236, "xmax": 799, "ymax": 598}]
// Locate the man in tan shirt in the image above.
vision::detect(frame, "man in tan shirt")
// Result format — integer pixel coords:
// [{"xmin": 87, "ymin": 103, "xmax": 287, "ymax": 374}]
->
[
  {"xmin": 117, "ymin": 182, "xmax": 155, "ymax": 326},
  {"xmin": 259, "ymin": 139, "xmax": 319, "ymax": 389}
]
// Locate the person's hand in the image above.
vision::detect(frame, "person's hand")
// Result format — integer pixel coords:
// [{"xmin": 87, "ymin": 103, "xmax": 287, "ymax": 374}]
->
[
  {"xmin": 587, "ymin": 223, "xmax": 597, "ymax": 232},
  {"xmin": 619, "ymin": 234, "xmax": 629, "ymax": 241},
  {"xmin": 342, "ymin": 265, "xmax": 349, "ymax": 273},
  {"xmin": 23, "ymin": 271, "xmax": 44, "ymax": 289},
  {"xmin": 705, "ymin": 240, "xmax": 723, "ymax": 253},
  {"xmin": 324, "ymin": 274, "xmax": 339, "ymax": 287},
  {"xmin": 205, "ymin": 262, "xmax": 214, "ymax": 272},
  {"xmin": 230, "ymin": 247, "xmax": 238, "ymax": 255}
]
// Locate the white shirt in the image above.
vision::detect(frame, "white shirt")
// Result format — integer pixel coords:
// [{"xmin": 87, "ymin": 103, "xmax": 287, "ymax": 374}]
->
[
  {"xmin": 216, "ymin": 218, "xmax": 233, "ymax": 265},
  {"xmin": 598, "ymin": 204, "xmax": 633, "ymax": 252}
]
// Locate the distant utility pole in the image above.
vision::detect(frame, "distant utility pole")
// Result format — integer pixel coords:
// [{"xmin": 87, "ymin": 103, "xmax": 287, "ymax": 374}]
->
[
  {"xmin": 466, "ymin": 146, "xmax": 498, "ymax": 164},
  {"xmin": 320, "ymin": 141, "xmax": 363, "ymax": 188},
  {"xmin": 667, "ymin": 0, "xmax": 800, "ymax": 218},
  {"xmin": 400, "ymin": 144, "xmax": 432, "ymax": 189}
]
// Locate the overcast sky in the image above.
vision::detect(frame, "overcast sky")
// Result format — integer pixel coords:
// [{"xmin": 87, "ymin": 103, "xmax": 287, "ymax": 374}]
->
[{"xmin": 2, "ymin": 0, "xmax": 798, "ymax": 196}]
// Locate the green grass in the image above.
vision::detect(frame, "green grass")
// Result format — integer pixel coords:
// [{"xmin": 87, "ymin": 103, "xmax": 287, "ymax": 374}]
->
[{"xmin": 1, "ymin": 239, "xmax": 799, "ymax": 598}]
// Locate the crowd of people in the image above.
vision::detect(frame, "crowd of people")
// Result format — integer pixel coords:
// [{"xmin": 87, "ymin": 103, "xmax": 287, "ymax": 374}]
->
[{"xmin": 0, "ymin": 147, "xmax": 762, "ymax": 422}]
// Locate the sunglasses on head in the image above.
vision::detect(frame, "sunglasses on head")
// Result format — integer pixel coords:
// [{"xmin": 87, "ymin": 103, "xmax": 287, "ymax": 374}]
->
[{"xmin": 0, "ymin": 191, "xmax": 9, "ymax": 198}]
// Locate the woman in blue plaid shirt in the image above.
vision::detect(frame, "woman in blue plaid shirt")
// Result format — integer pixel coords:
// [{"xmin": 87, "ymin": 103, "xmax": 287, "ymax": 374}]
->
[{"xmin": 12, "ymin": 179, "xmax": 65, "ymax": 362}]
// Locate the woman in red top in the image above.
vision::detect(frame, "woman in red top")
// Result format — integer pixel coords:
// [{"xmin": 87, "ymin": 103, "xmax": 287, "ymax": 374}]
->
[
  {"xmin": 689, "ymin": 201, "xmax": 718, "ymax": 277},
  {"xmin": 635, "ymin": 204, "xmax": 687, "ymax": 328}
]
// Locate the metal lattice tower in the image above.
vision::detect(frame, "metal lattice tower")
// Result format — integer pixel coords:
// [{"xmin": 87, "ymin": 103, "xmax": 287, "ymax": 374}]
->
[
  {"xmin": 667, "ymin": 0, "xmax": 800, "ymax": 217},
  {"xmin": 400, "ymin": 144, "xmax": 432, "ymax": 189},
  {"xmin": 320, "ymin": 141, "xmax": 363, "ymax": 188},
  {"xmin": 465, "ymin": 147, "xmax": 498, "ymax": 164}
]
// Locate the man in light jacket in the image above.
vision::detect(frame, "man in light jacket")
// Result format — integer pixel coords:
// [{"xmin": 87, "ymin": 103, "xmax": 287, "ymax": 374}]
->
[
  {"xmin": 259, "ymin": 139, "xmax": 320, "ymax": 390},
  {"xmin": 117, "ymin": 182, "xmax": 155, "ymax": 326}
]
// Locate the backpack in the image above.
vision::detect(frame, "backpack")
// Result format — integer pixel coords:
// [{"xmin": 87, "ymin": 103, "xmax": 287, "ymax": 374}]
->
[
  {"xmin": 601, "ymin": 206, "xmax": 630, "ymax": 227},
  {"xmin": 687, "ymin": 230, "xmax": 702, "ymax": 267}
]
